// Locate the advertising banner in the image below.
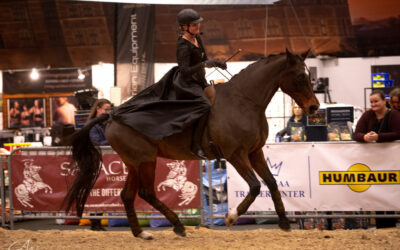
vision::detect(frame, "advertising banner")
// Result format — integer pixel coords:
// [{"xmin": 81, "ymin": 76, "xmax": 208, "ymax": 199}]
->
[
  {"xmin": 116, "ymin": 4, "xmax": 155, "ymax": 100},
  {"xmin": 227, "ymin": 142, "xmax": 400, "ymax": 212},
  {"xmin": 11, "ymin": 154, "xmax": 200, "ymax": 211}
]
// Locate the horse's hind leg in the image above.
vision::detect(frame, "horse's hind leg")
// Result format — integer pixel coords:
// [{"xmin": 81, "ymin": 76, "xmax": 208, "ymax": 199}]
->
[
  {"xmin": 138, "ymin": 161, "xmax": 186, "ymax": 237},
  {"xmin": 249, "ymin": 149, "xmax": 290, "ymax": 231},
  {"xmin": 121, "ymin": 166, "xmax": 153, "ymax": 240},
  {"xmin": 225, "ymin": 151, "xmax": 261, "ymax": 226}
]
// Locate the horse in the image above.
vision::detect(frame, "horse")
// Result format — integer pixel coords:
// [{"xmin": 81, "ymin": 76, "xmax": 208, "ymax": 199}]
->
[{"xmin": 65, "ymin": 49, "xmax": 319, "ymax": 240}]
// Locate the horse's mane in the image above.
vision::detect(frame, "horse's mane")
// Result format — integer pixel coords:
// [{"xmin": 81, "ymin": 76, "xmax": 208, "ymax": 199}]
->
[{"xmin": 226, "ymin": 53, "xmax": 285, "ymax": 85}]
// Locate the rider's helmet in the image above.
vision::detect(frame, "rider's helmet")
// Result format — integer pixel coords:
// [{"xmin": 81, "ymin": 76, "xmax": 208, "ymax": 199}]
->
[{"xmin": 177, "ymin": 9, "xmax": 203, "ymax": 26}]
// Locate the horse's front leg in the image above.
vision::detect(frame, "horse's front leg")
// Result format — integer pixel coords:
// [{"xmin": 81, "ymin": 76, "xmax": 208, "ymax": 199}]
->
[
  {"xmin": 157, "ymin": 180, "xmax": 173, "ymax": 191},
  {"xmin": 225, "ymin": 151, "xmax": 261, "ymax": 226},
  {"xmin": 138, "ymin": 161, "xmax": 186, "ymax": 237},
  {"xmin": 121, "ymin": 166, "xmax": 153, "ymax": 240},
  {"xmin": 249, "ymin": 149, "xmax": 290, "ymax": 231}
]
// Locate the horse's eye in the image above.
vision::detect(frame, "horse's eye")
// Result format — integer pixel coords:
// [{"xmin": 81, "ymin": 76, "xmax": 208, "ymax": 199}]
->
[
  {"xmin": 294, "ymin": 74, "xmax": 308, "ymax": 91},
  {"xmin": 296, "ymin": 74, "xmax": 308, "ymax": 83}
]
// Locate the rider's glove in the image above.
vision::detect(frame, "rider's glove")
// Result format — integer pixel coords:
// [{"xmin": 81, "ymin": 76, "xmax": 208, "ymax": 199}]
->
[{"xmin": 203, "ymin": 59, "xmax": 227, "ymax": 70}]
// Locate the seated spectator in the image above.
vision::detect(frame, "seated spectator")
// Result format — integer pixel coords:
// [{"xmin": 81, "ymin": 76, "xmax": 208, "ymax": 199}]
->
[
  {"xmin": 353, "ymin": 90, "xmax": 400, "ymax": 143},
  {"xmin": 276, "ymin": 103, "xmax": 307, "ymax": 142},
  {"xmin": 389, "ymin": 88, "xmax": 400, "ymax": 111},
  {"xmin": 277, "ymin": 103, "xmax": 327, "ymax": 142},
  {"xmin": 287, "ymin": 104, "xmax": 307, "ymax": 141}
]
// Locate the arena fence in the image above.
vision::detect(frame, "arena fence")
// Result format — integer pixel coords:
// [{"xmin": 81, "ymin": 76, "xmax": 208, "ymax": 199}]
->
[{"xmin": 1, "ymin": 146, "xmax": 399, "ymax": 230}]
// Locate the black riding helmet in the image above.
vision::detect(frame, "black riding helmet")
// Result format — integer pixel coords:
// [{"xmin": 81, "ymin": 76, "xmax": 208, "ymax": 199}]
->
[{"xmin": 177, "ymin": 9, "xmax": 203, "ymax": 26}]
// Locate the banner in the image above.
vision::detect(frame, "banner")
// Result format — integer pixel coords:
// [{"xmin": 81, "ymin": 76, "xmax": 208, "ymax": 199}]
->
[
  {"xmin": 11, "ymin": 154, "xmax": 200, "ymax": 211},
  {"xmin": 227, "ymin": 142, "xmax": 400, "ymax": 212},
  {"xmin": 2, "ymin": 69, "xmax": 92, "ymax": 94},
  {"xmin": 116, "ymin": 4, "xmax": 155, "ymax": 101}
]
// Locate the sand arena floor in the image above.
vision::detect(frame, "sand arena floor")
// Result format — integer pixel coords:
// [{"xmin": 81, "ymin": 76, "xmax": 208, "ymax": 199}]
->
[{"xmin": 1, "ymin": 226, "xmax": 400, "ymax": 250}]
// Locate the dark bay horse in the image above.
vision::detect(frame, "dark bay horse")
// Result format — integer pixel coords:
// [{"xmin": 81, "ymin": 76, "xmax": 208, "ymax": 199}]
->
[{"xmin": 65, "ymin": 49, "xmax": 319, "ymax": 240}]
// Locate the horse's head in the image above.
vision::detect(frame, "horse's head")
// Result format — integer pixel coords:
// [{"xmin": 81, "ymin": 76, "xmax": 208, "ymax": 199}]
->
[{"xmin": 278, "ymin": 49, "xmax": 319, "ymax": 115}]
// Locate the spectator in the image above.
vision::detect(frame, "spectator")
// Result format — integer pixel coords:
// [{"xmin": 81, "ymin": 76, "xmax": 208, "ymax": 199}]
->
[
  {"xmin": 88, "ymin": 99, "xmax": 112, "ymax": 146},
  {"xmin": 88, "ymin": 98, "xmax": 112, "ymax": 231},
  {"xmin": 389, "ymin": 87, "xmax": 400, "ymax": 111},
  {"xmin": 277, "ymin": 103, "xmax": 307, "ymax": 141},
  {"xmin": 353, "ymin": 90, "xmax": 400, "ymax": 143}
]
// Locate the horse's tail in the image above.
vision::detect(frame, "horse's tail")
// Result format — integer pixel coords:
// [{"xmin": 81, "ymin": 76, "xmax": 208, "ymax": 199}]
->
[{"xmin": 64, "ymin": 113, "xmax": 110, "ymax": 217}]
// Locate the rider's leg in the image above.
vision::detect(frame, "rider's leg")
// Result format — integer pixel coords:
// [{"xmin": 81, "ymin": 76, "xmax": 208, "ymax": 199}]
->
[{"xmin": 191, "ymin": 111, "xmax": 209, "ymax": 159}]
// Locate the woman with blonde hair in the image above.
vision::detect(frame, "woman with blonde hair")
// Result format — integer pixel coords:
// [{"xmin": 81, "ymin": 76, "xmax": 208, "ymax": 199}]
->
[{"xmin": 276, "ymin": 103, "xmax": 307, "ymax": 142}]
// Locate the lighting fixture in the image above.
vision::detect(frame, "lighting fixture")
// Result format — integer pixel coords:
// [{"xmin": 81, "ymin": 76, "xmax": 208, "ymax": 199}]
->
[
  {"xmin": 30, "ymin": 68, "xmax": 39, "ymax": 80},
  {"xmin": 78, "ymin": 69, "xmax": 85, "ymax": 80}
]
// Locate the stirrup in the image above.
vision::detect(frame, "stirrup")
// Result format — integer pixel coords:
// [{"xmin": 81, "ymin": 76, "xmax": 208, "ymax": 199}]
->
[{"xmin": 191, "ymin": 145, "xmax": 207, "ymax": 160}]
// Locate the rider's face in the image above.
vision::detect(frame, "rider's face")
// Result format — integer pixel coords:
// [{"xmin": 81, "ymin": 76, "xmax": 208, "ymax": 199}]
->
[{"xmin": 186, "ymin": 23, "xmax": 201, "ymax": 35}]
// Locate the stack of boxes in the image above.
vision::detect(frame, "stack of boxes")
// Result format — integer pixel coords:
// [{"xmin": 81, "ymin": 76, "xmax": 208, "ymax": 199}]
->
[{"xmin": 371, "ymin": 72, "xmax": 394, "ymax": 88}]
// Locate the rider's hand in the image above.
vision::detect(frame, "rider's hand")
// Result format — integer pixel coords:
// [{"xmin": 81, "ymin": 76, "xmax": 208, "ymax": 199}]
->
[{"xmin": 203, "ymin": 59, "xmax": 227, "ymax": 70}]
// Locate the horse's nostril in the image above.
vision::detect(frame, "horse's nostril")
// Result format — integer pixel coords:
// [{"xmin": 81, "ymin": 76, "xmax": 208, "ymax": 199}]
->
[{"xmin": 309, "ymin": 105, "xmax": 319, "ymax": 114}]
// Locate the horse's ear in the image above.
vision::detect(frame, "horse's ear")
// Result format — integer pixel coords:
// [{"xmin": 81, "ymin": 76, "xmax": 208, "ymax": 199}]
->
[
  {"xmin": 285, "ymin": 48, "xmax": 297, "ymax": 65},
  {"xmin": 285, "ymin": 48, "xmax": 293, "ymax": 56},
  {"xmin": 300, "ymin": 49, "xmax": 311, "ymax": 61}
]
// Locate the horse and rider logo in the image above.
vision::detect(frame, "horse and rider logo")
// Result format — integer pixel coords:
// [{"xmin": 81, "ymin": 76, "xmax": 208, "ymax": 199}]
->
[
  {"xmin": 157, "ymin": 160, "xmax": 198, "ymax": 206},
  {"xmin": 14, "ymin": 159, "xmax": 53, "ymax": 208}
]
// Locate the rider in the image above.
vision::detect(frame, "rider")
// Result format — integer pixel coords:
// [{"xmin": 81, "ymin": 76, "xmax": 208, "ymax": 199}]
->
[
  {"xmin": 176, "ymin": 8, "xmax": 227, "ymax": 159},
  {"xmin": 112, "ymin": 9, "xmax": 226, "ymax": 159}
]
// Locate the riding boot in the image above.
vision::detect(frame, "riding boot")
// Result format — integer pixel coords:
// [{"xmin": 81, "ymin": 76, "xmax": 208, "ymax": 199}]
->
[{"xmin": 191, "ymin": 112, "xmax": 209, "ymax": 160}]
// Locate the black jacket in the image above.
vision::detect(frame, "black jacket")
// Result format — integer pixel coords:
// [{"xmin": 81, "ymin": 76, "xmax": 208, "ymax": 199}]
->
[{"xmin": 112, "ymin": 35, "xmax": 211, "ymax": 140}]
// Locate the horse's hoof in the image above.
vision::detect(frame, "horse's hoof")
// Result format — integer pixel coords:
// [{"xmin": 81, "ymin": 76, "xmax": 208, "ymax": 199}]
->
[
  {"xmin": 173, "ymin": 225, "xmax": 186, "ymax": 237},
  {"xmin": 278, "ymin": 218, "xmax": 291, "ymax": 232},
  {"xmin": 224, "ymin": 210, "xmax": 238, "ymax": 227},
  {"xmin": 138, "ymin": 231, "xmax": 153, "ymax": 240}
]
